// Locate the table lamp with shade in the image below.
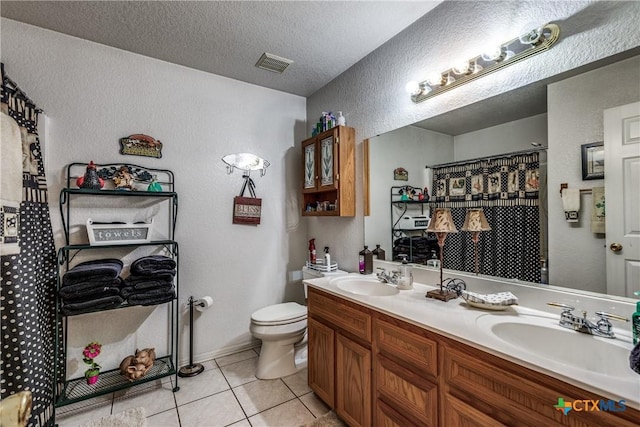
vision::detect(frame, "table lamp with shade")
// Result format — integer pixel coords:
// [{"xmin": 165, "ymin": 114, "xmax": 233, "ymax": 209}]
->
[
  {"xmin": 425, "ymin": 207, "xmax": 458, "ymax": 301},
  {"xmin": 461, "ymin": 208, "xmax": 491, "ymax": 275}
]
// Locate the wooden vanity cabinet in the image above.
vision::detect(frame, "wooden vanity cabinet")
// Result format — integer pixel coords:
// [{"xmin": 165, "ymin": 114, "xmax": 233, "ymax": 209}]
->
[
  {"xmin": 307, "ymin": 288, "xmax": 640, "ymax": 427},
  {"xmin": 307, "ymin": 287, "xmax": 372, "ymax": 427},
  {"xmin": 301, "ymin": 126, "xmax": 355, "ymax": 217}
]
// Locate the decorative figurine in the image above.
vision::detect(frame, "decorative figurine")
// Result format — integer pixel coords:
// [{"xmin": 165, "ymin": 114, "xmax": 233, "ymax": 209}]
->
[
  {"xmin": 76, "ymin": 161, "xmax": 104, "ymax": 190},
  {"xmin": 113, "ymin": 166, "xmax": 135, "ymax": 190},
  {"xmin": 147, "ymin": 176, "xmax": 163, "ymax": 192},
  {"xmin": 119, "ymin": 348, "xmax": 156, "ymax": 381}
]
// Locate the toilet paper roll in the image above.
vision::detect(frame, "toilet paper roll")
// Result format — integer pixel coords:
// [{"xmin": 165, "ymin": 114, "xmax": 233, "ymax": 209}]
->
[{"xmin": 195, "ymin": 296, "xmax": 214, "ymax": 312}]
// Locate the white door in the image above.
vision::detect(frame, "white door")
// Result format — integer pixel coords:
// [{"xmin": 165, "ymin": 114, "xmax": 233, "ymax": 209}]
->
[{"xmin": 604, "ymin": 101, "xmax": 640, "ymax": 297}]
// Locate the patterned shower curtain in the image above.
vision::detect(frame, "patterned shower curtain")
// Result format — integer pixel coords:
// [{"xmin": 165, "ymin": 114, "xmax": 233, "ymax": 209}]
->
[
  {"xmin": 1, "ymin": 64, "xmax": 57, "ymax": 427},
  {"xmin": 431, "ymin": 152, "xmax": 541, "ymax": 283}
]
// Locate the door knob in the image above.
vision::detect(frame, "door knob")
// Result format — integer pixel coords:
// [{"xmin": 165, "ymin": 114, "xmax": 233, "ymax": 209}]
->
[{"xmin": 609, "ymin": 243, "xmax": 623, "ymax": 253}]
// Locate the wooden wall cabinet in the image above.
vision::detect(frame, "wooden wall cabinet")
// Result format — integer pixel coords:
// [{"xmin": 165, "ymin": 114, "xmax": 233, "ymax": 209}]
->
[
  {"xmin": 306, "ymin": 287, "xmax": 640, "ymax": 427},
  {"xmin": 302, "ymin": 126, "xmax": 355, "ymax": 217},
  {"xmin": 307, "ymin": 288, "xmax": 371, "ymax": 427}
]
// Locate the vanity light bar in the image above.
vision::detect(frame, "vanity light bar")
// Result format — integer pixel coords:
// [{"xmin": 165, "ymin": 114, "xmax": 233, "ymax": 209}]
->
[{"xmin": 409, "ymin": 23, "xmax": 560, "ymax": 104}]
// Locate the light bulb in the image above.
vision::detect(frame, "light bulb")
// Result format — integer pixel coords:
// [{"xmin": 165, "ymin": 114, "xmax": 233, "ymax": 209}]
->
[
  {"xmin": 471, "ymin": 60, "xmax": 483, "ymax": 74},
  {"xmin": 427, "ymin": 73, "xmax": 444, "ymax": 87},
  {"xmin": 481, "ymin": 46, "xmax": 503, "ymax": 62},
  {"xmin": 519, "ymin": 23, "xmax": 545, "ymax": 45},
  {"xmin": 405, "ymin": 81, "xmax": 421, "ymax": 95},
  {"xmin": 444, "ymin": 73, "xmax": 455, "ymax": 86},
  {"xmin": 452, "ymin": 60, "xmax": 470, "ymax": 75}
]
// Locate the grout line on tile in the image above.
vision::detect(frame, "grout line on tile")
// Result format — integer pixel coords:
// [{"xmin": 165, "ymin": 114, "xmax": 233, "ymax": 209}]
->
[
  {"xmin": 229, "ymin": 387, "xmax": 251, "ymax": 422},
  {"xmin": 251, "ymin": 395, "xmax": 301, "ymax": 418},
  {"xmin": 297, "ymin": 394, "xmax": 321, "ymax": 419},
  {"xmin": 175, "ymin": 386, "xmax": 237, "ymax": 408}
]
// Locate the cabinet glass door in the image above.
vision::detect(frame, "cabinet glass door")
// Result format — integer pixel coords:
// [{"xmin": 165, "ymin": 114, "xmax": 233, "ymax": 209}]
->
[
  {"xmin": 320, "ymin": 135, "xmax": 335, "ymax": 188},
  {"xmin": 304, "ymin": 141, "xmax": 316, "ymax": 190}
]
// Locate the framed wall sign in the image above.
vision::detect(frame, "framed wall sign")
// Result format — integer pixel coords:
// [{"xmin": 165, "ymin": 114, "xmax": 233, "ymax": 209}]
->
[
  {"xmin": 233, "ymin": 196, "xmax": 262, "ymax": 225},
  {"xmin": 581, "ymin": 141, "xmax": 604, "ymax": 180}
]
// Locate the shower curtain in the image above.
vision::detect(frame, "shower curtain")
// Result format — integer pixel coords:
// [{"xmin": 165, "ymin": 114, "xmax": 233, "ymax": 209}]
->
[
  {"xmin": 431, "ymin": 152, "xmax": 541, "ymax": 283},
  {"xmin": 1, "ymin": 63, "xmax": 57, "ymax": 427}
]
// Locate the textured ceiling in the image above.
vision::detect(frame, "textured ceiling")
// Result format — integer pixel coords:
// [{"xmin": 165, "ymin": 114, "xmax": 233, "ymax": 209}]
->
[{"xmin": 0, "ymin": 0, "xmax": 442, "ymax": 97}]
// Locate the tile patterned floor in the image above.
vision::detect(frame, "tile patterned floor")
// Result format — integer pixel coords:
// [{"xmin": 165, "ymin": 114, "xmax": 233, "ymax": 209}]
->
[{"xmin": 55, "ymin": 348, "xmax": 331, "ymax": 427}]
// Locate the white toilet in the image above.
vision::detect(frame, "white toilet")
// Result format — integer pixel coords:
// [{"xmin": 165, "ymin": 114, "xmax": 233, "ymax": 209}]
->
[{"xmin": 249, "ymin": 266, "xmax": 346, "ymax": 379}]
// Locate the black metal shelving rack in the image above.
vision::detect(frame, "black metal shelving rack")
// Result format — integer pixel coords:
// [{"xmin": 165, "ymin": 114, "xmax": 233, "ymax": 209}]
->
[
  {"xmin": 53, "ymin": 163, "xmax": 180, "ymax": 423},
  {"xmin": 390, "ymin": 185, "xmax": 435, "ymax": 263}
]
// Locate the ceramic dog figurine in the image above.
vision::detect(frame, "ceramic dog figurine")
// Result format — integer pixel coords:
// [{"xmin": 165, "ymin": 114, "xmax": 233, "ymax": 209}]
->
[{"xmin": 119, "ymin": 348, "xmax": 156, "ymax": 381}]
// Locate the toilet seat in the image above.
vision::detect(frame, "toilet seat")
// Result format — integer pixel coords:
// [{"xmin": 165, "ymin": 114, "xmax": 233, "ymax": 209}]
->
[{"xmin": 251, "ymin": 302, "xmax": 307, "ymax": 326}]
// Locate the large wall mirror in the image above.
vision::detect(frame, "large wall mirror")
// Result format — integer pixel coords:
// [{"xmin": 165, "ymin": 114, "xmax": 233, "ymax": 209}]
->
[{"xmin": 365, "ymin": 51, "xmax": 640, "ymax": 298}]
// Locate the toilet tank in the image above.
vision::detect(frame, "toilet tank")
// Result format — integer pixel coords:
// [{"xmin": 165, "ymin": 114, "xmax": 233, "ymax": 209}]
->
[{"xmin": 302, "ymin": 266, "xmax": 348, "ymax": 298}]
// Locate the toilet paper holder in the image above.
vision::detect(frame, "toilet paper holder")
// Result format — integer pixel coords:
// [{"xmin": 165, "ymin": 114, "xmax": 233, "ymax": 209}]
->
[{"xmin": 178, "ymin": 295, "xmax": 212, "ymax": 377}]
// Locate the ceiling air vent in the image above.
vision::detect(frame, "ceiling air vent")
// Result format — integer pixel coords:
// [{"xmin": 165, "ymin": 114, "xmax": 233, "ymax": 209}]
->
[{"xmin": 255, "ymin": 52, "xmax": 293, "ymax": 74}]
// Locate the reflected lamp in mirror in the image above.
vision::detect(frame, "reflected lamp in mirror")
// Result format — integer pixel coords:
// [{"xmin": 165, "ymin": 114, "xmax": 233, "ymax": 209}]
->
[
  {"xmin": 461, "ymin": 208, "xmax": 491, "ymax": 275},
  {"xmin": 407, "ymin": 23, "xmax": 560, "ymax": 103},
  {"xmin": 425, "ymin": 208, "xmax": 459, "ymax": 301},
  {"xmin": 222, "ymin": 153, "xmax": 270, "ymax": 176}
]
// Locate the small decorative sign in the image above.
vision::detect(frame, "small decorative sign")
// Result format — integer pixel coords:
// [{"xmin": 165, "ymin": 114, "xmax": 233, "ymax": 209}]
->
[
  {"xmin": 119, "ymin": 134, "xmax": 163, "ymax": 158},
  {"xmin": 394, "ymin": 167, "xmax": 408, "ymax": 181},
  {"xmin": 86, "ymin": 218, "xmax": 153, "ymax": 245},
  {"xmin": 233, "ymin": 197, "xmax": 262, "ymax": 225}
]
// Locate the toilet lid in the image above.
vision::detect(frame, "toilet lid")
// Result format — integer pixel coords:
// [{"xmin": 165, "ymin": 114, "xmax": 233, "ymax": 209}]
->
[{"xmin": 251, "ymin": 302, "xmax": 307, "ymax": 325}]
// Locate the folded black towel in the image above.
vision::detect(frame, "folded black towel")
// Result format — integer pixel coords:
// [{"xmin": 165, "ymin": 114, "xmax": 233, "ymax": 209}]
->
[
  {"xmin": 125, "ymin": 272, "xmax": 175, "ymax": 287},
  {"xmin": 60, "ymin": 276, "xmax": 123, "ymax": 292},
  {"xmin": 631, "ymin": 342, "xmax": 640, "ymax": 375},
  {"xmin": 130, "ymin": 255, "xmax": 176, "ymax": 275},
  {"xmin": 61, "ymin": 295, "xmax": 124, "ymax": 316},
  {"xmin": 128, "ymin": 290, "xmax": 176, "ymax": 306},
  {"xmin": 121, "ymin": 284, "xmax": 174, "ymax": 299},
  {"xmin": 63, "ymin": 259, "xmax": 123, "ymax": 286},
  {"xmin": 60, "ymin": 285, "xmax": 122, "ymax": 304}
]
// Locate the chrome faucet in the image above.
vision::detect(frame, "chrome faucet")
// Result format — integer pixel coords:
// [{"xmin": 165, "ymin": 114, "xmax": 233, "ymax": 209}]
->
[
  {"xmin": 547, "ymin": 302, "xmax": 629, "ymax": 339},
  {"xmin": 376, "ymin": 268, "xmax": 401, "ymax": 285}
]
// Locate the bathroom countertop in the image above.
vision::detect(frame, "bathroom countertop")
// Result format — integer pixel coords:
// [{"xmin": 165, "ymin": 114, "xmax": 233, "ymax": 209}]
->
[{"xmin": 304, "ymin": 273, "xmax": 640, "ymax": 410}]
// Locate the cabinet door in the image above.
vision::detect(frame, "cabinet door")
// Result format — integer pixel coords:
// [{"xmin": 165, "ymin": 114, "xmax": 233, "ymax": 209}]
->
[
  {"xmin": 318, "ymin": 133, "xmax": 338, "ymax": 191},
  {"xmin": 336, "ymin": 333, "xmax": 371, "ymax": 427},
  {"xmin": 303, "ymin": 138, "xmax": 318, "ymax": 192},
  {"xmin": 308, "ymin": 318, "xmax": 335, "ymax": 407}
]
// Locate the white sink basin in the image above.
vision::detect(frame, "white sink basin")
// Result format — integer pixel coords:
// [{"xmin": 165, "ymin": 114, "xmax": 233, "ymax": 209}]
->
[
  {"xmin": 476, "ymin": 313, "xmax": 634, "ymax": 379},
  {"xmin": 331, "ymin": 276, "xmax": 399, "ymax": 296}
]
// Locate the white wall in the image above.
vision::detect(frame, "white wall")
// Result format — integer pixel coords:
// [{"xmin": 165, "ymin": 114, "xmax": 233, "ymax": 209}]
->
[
  {"xmin": 1, "ymin": 19, "xmax": 307, "ymax": 373},
  {"xmin": 548, "ymin": 55, "xmax": 640, "ymax": 293},
  {"xmin": 453, "ymin": 114, "xmax": 548, "ymax": 161},
  {"xmin": 365, "ymin": 126, "xmax": 453, "ymax": 256},
  {"xmin": 307, "ymin": 0, "xmax": 640, "ymax": 275}
]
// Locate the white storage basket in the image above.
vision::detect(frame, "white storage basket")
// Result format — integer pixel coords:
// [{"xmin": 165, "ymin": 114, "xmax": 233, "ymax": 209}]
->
[{"xmin": 86, "ymin": 218, "xmax": 153, "ymax": 246}]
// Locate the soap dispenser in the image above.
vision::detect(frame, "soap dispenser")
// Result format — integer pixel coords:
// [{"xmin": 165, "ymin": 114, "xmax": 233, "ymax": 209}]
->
[
  {"xmin": 396, "ymin": 255, "xmax": 413, "ymax": 290},
  {"xmin": 359, "ymin": 246, "xmax": 373, "ymax": 274}
]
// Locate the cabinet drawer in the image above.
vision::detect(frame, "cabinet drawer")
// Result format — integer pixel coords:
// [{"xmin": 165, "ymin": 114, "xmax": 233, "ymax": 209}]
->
[
  {"xmin": 443, "ymin": 343, "xmax": 640, "ymax": 427},
  {"xmin": 374, "ymin": 318, "xmax": 437, "ymax": 378},
  {"xmin": 442, "ymin": 393, "xmax": 505, "ymax": 427},
  {"xmin": 375, "ymin": 354, "xmax": 437, "ymax": 426},
  {"xmin": 375, "ymin": 399, "xmax": 421, "ymax": 427},
  {"xmin": 308, "ymin": 288, "xmax": 371, "ymax": 342}
]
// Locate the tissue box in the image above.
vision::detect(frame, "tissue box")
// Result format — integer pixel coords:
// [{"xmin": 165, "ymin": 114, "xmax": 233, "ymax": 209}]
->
[{"xmin": 86, "ymin": 218, "xmax": 153, "ymax": 246}]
